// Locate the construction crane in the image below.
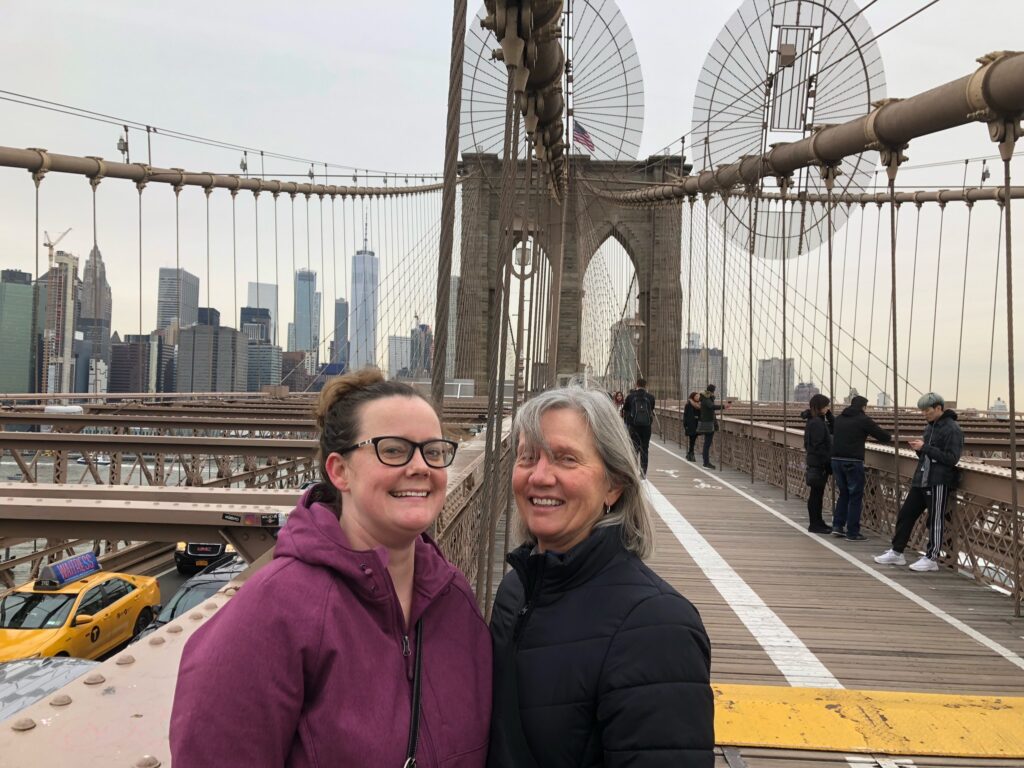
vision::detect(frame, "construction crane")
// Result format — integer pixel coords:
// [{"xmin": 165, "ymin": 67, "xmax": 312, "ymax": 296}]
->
[{"xmin": 43, "ymin": 228, "xmax": 71, "ymax": 265}]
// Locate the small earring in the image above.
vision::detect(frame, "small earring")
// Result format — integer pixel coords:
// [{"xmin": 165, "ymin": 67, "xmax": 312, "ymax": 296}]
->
[{"xmin": 604, "ymin": 504, "xmax": 612, "ymax": 515}]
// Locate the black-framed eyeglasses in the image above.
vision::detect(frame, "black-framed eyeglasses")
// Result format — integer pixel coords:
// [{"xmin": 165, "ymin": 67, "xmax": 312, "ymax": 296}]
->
[{"xmin": 337, "ymin": 436, "xmax": 458, "ymax": 468}]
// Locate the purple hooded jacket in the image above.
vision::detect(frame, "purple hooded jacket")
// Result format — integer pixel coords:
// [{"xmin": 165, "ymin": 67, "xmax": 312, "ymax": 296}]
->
[{"xmin": 170, "ymin": 488, "xmax": 491, "ymax": 767}]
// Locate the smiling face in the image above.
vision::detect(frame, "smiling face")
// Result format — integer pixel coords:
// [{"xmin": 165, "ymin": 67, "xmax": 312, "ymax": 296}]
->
[
  {"xmin": 512, "ymin": 407, "xmax": 623, "ymax": 554},
  {"xmin": 325, "ymin": 395, "xmax": 447, "ymax": 550}
]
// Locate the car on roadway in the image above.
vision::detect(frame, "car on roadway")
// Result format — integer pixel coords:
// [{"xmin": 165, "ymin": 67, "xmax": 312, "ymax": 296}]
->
[
  {"xmin": 135, "ymin": 556, "xmax": 247, "ymax": 642},
  {"xmin": 174, "ymin": 541, "xmax": 237, "ymax": 575},
  {"xmin": 0, "ymin": 552, "xmax": 161, "ymax": 662}
]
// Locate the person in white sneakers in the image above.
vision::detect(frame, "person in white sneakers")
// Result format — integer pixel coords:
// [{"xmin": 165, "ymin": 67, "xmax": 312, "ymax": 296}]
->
[{"xmin": 874, "ymin": 392, "xmax": 963, "ymax": 572}]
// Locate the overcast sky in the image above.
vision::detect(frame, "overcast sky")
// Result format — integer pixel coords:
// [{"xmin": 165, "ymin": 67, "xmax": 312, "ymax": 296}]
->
[{"xmin": 1, "ymin": 1, "xmax": 1021, "ymax": 405}]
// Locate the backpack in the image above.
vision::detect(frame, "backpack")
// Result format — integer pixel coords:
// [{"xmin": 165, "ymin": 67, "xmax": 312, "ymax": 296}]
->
[{"xmin": 630, "ymin": 393, "xmax": 652, "ymax": 427}]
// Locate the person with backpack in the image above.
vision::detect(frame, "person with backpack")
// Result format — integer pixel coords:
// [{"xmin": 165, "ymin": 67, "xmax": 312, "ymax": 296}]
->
[
  {"xmin": 697, "ymin": 384, "xmax": 727, "ymax": 469},
  {"xmin": 874, "ymin": 392, "xmax": 963, "ymax": 572},
  {"xmin": 623, "ymin": 377, "xmax": 655, "ymax": 478}
]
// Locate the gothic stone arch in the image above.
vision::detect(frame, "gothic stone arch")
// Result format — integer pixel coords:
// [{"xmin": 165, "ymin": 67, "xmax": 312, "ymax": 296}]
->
[{"xmin": 456, "ymin": 153, "xmax": 682, "ymax": 400}]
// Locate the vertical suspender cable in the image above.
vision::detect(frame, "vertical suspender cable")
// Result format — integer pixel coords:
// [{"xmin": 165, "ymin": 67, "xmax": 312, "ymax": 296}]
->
[
  {"xmin": 779, "ymin": 188, "xmax": 790, "ymax": 500},
  {"xmin": 865, "ymin": 202, "xmax": 882, "ymax": 396},
  {"xmin": 885, "ymin": 152, "xmax": 904, "ymax": 525},
  {"xmin": 903, "ymin": 201, "xmax": 922, "ymax": 404},
  {"xmin": 273, "ymin": 192, "xmax": 280, "ymax": 350},
  {"xmin": 719, "ymin": 192, "xmax": 730, "ymax": 470},
  {"xmin": 998, "ymin": 147, "xmax": 1020, "ymax": 616},
  {"xmin": 928, "ymin": 203, "xmax": 946, "ymax": 391},
  {"xmin": 986, "ymin": 204, "xmax": 1005, "ymax": 410},
  {"xmin": 433, "ymin": 0, "xmax": 465, "ymax": 411},
  {"xmin": 475, "ymin": 75, "xmax": 517, "ymax": 604},
  {"xmin": 954, "ymin": 200, "xmax": 975, "ymax": 405},
  {"xmin": 747, "ymin": 189, "xmax": 757, "ymax": 482},
  {"xmin": 231, "ymin": 188, "xmax": 238, "ymax": 333}
]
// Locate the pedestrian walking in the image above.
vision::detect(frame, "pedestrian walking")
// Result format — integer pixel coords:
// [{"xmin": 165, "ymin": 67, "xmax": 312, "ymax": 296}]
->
[
  {"xmin": 874, "ymin": 392, "xmax": 963, "ymax": 572},
  {"xmin": 683, "ymin": 391, "xmax": 701, "ymax": 462},
  {"xmin": 697, "ymin": 384, "xmax": 727, "ymax": 469},
  {"xmin": 830, "ymin": 395, "xmax": 892, "ymax": 540},
  {"xmin": 623, "ymin": 377, "xmax": 656, "ymax": 478},
  {"xmin": 802, "ymin": 394, "xmax": 834, "ymax": 534}
]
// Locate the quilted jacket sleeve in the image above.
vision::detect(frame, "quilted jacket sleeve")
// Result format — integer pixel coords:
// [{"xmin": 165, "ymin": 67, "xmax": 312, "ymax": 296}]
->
[{"xmin": 596, "ymin": 592, "xmax": 714, "ymax": 767}]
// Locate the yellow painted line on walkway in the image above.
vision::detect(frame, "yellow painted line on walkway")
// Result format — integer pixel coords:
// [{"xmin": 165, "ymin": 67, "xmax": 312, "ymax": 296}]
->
[{"xmin": 714, "ymin": 684, "xmax": 1024, "ymax": 758}]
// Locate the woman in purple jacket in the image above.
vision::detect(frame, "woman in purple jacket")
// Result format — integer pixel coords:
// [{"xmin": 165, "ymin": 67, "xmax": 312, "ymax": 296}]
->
[{"xmin": 170, "ymin": 368, "xmax": 492, "ymax": 767}]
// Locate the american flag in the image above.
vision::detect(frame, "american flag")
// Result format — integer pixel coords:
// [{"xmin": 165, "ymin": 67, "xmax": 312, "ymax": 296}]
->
[{"xmin": 573, "ymin": 120, "xmax": 596, "ymax": 152}]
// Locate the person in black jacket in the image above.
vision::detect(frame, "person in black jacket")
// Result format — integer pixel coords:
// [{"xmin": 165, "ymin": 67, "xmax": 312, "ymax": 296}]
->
[
  {"xmin": 697, "ymin": 384, "xmax": 728, "ymax": 469},
  {"xmin": 623, "ymin": 377, "xmax": 656, "ymax": 477},
  {"xmin": 683, "ymin": 391, "xmax": 701, "ymax": 462},
  {"xmin": 488, "ymin": 386, "xmax": 714, "ymax": 768},
  {"xmin": 802, "ymin": 393, "xmax": 834, "ymax": 534},
  {"xmin": 830, "ymin": 395, "xmax": 892, "ymax": 540},
  {"xmin": 874, "ymin": 392, "xmax": 964, "ymax": 572}
]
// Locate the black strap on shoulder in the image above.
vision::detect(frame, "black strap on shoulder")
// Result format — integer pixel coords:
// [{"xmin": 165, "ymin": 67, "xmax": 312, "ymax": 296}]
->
[{"xmin": 404, "ymin": 619, "xmax": 424, "ymax": 768}]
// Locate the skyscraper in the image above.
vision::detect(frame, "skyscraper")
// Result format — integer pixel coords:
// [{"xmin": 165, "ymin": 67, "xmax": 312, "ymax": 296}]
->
[
  {"xmin": 331, "ymin": 298, "xmax": 349, "ymax": 369},
  {"xmin": 175, "ymin": 325, "xmax": 248, "ymax": 392},
  {"xmin": 388, "ymin": 335, "xmax": 411, "ymax": 379},
  {"xmin": 247, "ymin": 342, "xmax": 282, "ymax": 392},
  {"xmin": 609, "ymin": 316, "xmax": 645, "ymax": 392},
  {"xmin": 445, "ymin": 275, "xmax": 460, "ymax": 379},
  {"xmin": 410, "ymin": 318, "xmax": 433, "ymax": 378},
  {"xmin": 40, "ymin": 250, "xmax": 79, "ymax": 394},
  {"xmin": 681, "ymin": 345, "xmax": 728, "ymax": 398},
  {"xmin": 109, "ymin": 333, "xmax": 167, "ymax": 393},
  {"xmin": 0, "ymin": 270, "xmax": 33, "ymax": 393},
  {"xmin": 241, "ymin": 306, "xmax": 272, "ymax": 343},
  {"xmin": 157, "ymin": 267, "xmax": 200, "ymax": 330},
  {"xmin": 79, "ymin": 245, "xmax": 112, "ymax": 372},
  {"xmin": 293, "ymin": 270, "xmax": 320, "ymax": 366},
  {"xmin": 351, "ymin": 248, "xmax": 378, "ymax": 369},
  {"xmin": 246, "ymin": 282, "xmax": 279, "ymax": 345},
  {"xmin": 758, "ymin": 357, "xmax": 796, "ymax": 402}
]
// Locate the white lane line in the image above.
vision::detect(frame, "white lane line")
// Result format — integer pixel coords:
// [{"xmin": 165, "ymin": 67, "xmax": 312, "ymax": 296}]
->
[
  {"xmin": 652, "ymin": 439, "xmax": 1024, "ymax": 673},
  {"xmin": 645, "ymin": 480, "xmax": 842, "ymax": 689}
]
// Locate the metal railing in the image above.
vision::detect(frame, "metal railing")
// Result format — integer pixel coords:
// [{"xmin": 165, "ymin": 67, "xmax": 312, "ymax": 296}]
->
[{"xmin": 656, "ymin": 408, "xmax": 1023, "ymax": 608}]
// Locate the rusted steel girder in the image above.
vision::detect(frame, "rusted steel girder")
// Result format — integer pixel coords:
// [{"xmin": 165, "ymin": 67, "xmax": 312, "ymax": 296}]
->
[
  {"xmin": 0, "ymin": 431, "xmax": 315, "ymax": 458},
  {"xmin": 0, "ymin": 497, "xmax": 286, "ymax": 563},
  {"xmin": 0, "ymin": 412, "xmax": 317, "ymax": 433},
  {"xmin": 0, "ymin": 147, "xmax": 444, "ymax": 198},
  {"xmin": 593, "ymin": 52, "xmax": 1024, "ymax": 204}
]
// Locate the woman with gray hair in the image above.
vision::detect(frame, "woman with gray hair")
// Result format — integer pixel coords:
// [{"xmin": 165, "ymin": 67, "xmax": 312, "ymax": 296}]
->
[{"xmin": 487, "ymin": 386, "xmax": 714, "ymax": 767}]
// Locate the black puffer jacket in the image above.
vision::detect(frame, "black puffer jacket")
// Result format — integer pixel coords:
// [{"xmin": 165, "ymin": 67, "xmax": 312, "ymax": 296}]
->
[
  {"xmin": 831, "ymin": 404, "xmax": 891, "ymax": 460},
  {"xmin": 912, "ymin": 409, "xmax": 963, "ymax": 487},
  {"xmin": 683, "ymin": 401, "xmax": 700, "ymax": 436},
  {"xmin": 801, "ymin": 408, "xmax": 834, "ymax": 469},
  {"xmin": 487, "ymin": 525, "xmax": 714, "ymax": 768}
]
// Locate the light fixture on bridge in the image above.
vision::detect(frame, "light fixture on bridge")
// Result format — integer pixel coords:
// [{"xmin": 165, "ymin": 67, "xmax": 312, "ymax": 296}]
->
[
  {"xmin": 116, "ymin": 133, "xmax": 129, "ymax": 163},
  {"xmin": 239, "ymin": 153, "xmax": 248, "ymax": 175}
]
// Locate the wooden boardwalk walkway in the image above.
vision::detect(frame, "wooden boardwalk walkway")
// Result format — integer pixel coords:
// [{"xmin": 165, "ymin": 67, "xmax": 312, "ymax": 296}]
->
[{"xmin": 643, "ymin": 436, "xmax": 1024, "ymax": 767}]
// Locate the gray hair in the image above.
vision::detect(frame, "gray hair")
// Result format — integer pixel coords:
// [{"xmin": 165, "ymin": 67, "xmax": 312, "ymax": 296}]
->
[{"xmin": 511, "ymin": 384, "xmax": 654, "ymax": 559}]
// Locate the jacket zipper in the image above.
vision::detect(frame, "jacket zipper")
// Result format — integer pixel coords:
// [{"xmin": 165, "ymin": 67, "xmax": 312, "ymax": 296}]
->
[{"xmin": 512, "ymin": 558, "xmax": 545, "ymax": 642}]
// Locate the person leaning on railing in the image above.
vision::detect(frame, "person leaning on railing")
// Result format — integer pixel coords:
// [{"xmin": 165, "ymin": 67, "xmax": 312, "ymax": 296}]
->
[
  {"xmin": 170, "ymin": 368, "xmax": 491, "ymax": 768},
  {"xmin": 487, "ymin": 386, "xmax": 714, "ymax": 768}
]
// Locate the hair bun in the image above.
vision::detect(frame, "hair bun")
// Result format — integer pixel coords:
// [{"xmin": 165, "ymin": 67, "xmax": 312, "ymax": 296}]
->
[{"xmin": 314, "ymin": 367, "xmax": 385, "ymax": 429}]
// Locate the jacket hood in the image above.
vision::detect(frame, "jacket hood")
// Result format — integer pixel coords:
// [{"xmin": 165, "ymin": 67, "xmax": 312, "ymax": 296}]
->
[
  {"xmin": 937, "ymin": 408, "xmax": 959, "ymax": 422},
  {"xmin": 840, "ymin": 404, "xmax": 864, "ymax": 417},
  {"xmin": 274, "ymin": 486, "xmax": 457, "ymax": 602},
  {"xmin": 800, "ymin": 408, "xmax": 812, "ymax": 420}
]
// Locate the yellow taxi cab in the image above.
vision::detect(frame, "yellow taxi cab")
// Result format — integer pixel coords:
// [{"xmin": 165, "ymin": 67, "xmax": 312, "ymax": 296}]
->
[{"xmin": 0, "ymin": 552, "xmax": 161, "ymax": 662}]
